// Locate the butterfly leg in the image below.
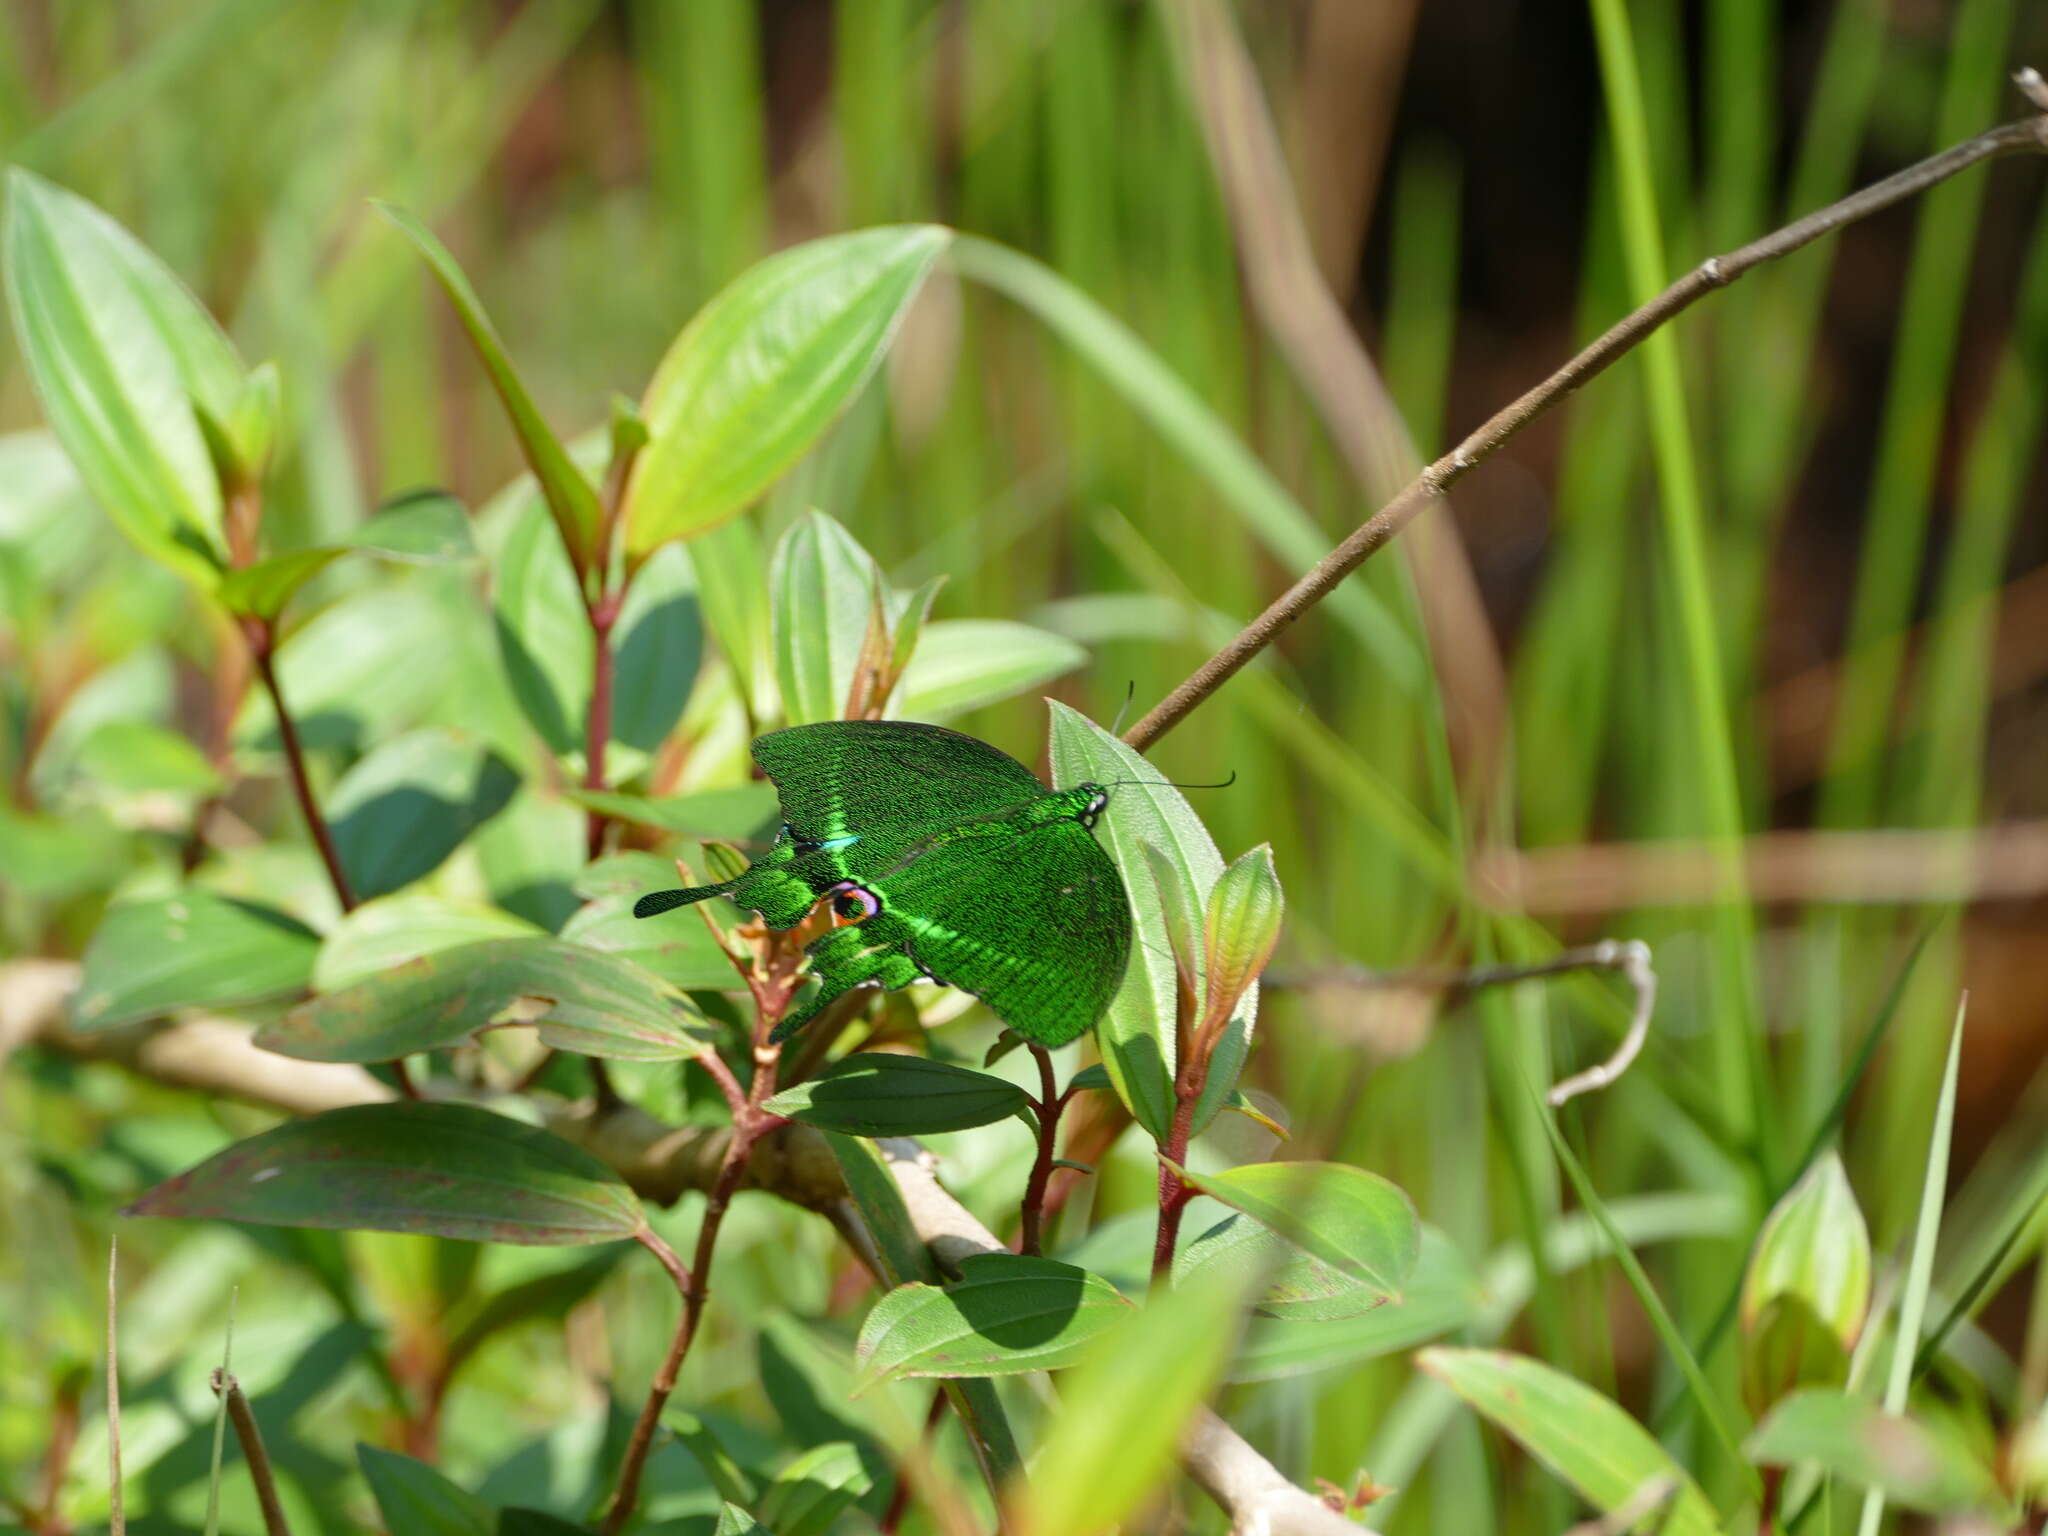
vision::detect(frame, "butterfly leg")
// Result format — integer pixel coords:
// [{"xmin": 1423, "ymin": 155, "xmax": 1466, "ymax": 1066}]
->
[{"xmin": 769, "ymin": 925, "xmax": 924, "ymax": 1044}]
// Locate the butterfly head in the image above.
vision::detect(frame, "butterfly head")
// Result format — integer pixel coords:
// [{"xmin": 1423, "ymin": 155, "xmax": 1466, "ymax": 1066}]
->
[{"xmin": 1076, "ymin": 783, "xmax": 1111, "ymax": 829}]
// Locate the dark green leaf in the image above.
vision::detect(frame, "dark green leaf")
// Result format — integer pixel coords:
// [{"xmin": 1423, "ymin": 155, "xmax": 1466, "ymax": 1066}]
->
[
  {"xmin": 1171, "ymin": 1160, "xmax": 1419, "ymax": 1302},
  {"xmin": 686, "ymin": 516, "xmax": 773, "ymax": 710},
  {"xmin": 765, "ymin": 1054, "xmax": 1032, "ymax": 1135},
  {"xmin": 611, "ymin": 542, "xmax": 700, "ymax": 752},
  {"xmin": 855, "ymin": 1254, "xmax": 1129, "ymax": 1388},
  {"xmin": 624, "ymin": 225, "xmax": 951, "ymax": 553},
  {"xmin": 259, "ymin": 937, "xmax": 714, "ymax": 1062},
  {"xmin": 328, "ymin": 728, "xmax": 520, "ymax": 900},
  {"xmin": 379, "ymin": 203, "xmax": 604, "ymax": 572},
  {"xmin": 664, "ymin": 1411, "xmax": 758, "ymax": 1508},
  {"xmin": 73, "ymin": 888, "xmax": 318, "ymax": 1030},
  {"xmin": 127, "ymin": 1102, "xmax": 646, "ymax": 1246},
  {"xmin": 3, "ymin": 169, "xmax": 232, "ymax": 586},
  {"xmin": 824, "ymin": 1133, "xmax": 936, "ymax": 1287},
  {"xmin": 358, "ymin": 1444, "xmax": 495, "ymax": 1535}
]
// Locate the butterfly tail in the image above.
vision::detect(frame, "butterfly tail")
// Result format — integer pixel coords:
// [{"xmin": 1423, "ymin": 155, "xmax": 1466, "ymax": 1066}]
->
[{"xmin": 632, "ymin": 881, "xmax": 737, "ymax": 919}]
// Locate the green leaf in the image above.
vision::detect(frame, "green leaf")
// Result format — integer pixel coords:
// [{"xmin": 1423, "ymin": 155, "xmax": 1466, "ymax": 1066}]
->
[
  {"xmin": 772, "ymin": 510, "xmax": 883, "ymax": 726},
  {"xmin": 379, "ymin": 203, "xmax": 604, "ymax": 572},
  {"xmin": 311, "ymin": 893, "xmax": 544, "ymax": 993},
  {"xmin": 713, "ymin": 1503, "xmax": 768, "ymax": 1536},
  {"xmin": 890, "ymin": 575, "xmax": 946, "ymax": 676},
  {"xmin": 217, "ymin": 489, "xmax": 478, "ymax": 621},
  {"xmin": 127, "ymin": 1102, "xmax": 646, "ymax": 1246},
  {"xmin": 824, "ymin": 1133, "xmax": 937, "ymax": 1287},
  {"xmin": 757, "ymin": 1442, "xmax": 872, "ymax": 1536},
  {"xmin": 1741, "ymin": 1150, "xmax": 1870, "ymax": 1408},
  {"xmin": 1747, "ymin": 1390, "xmax": 2004, "ymax": 1516},
  {"xmin": 623, "ymin": 225, "xmax": 951, "ymax": 554},
  {"xmin": 665, "ymin": 1411, "xmax": 759, "ymax": 1508},
  {"xmin": 895, "ymin": 620, "xmax": 1086, "ymax": 721},
  {"xmin": 1172, "ymin": 1160, "xmax": 1418, "ymax": 1302},
  {"xmin": 687, "ymin": 516, "xmax": 774, "ymax": 713},
  {"xmin": 73, "ymin": 888, "xmax": 319, "ymax": 1030},
  {"xmin": 765, "ymin": 1053, "xmax": 1032, "ymax": 1135},
  {"xmin": 259, "ymin": 937, "xmax": 714, "ymax": 1063},
  {"xmin": 855, "ymin": 1254, "xmax": 1130, "ymax": 1388},
  {"xmin": 328, "ymin": 728, "xmax": 520, "ymax": 900},
  {"xmin": 1014, "ymin": 1264, "xmax": 1247, "ymax": 1536},
  {"xmin": 1417, "ymin": 1349, "xmax": 1720, "ymax": 1536},
  {"xmin": 1229, "ymin": 1227, "xmax": 1482, "ymax": 1382},
  {"xmin": 563, "ymin": 784, "xmax": 777, "ymax": 842},
  {"xmin": 74, "ymin": 719, "xmax": 222, "ymax": 796},
  {"xmin": 1202, "ymin": 844, "xmax": 1283, "ymax": 1023},
  {"xmin": 1046, "ymin": 703, "xmax": 1256, "ymax": 1138},
  {"xmin": 4, "ymin": 169, "xmax": 230, "ymax": 585},
  {"xmin": 559, "ymin": 890, "xmax": 739, "ymax": 989},
  {"xmin": 358, "ymin": 1444, "xmax": 494, "ymax": 1535},
  {"xmin": 610, "ymin": 541, "xmax": 701, "ymax": 752}
]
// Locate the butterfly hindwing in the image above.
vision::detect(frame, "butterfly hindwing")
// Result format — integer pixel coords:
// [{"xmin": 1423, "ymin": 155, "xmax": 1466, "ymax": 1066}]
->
[{"xmin": 803, "ymin": 816, "xmax": 1131, "ymax": 1047}]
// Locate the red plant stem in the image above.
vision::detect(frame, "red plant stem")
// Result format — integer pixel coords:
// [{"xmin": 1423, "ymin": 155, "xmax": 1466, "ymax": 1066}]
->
[
  {"xmin": 603, "ymin": 1039, "xmax": 783, "ymax": 1534},
  {"xmin": 247, "ymin": 623, "xmax": 357, "ymax": 914},
  {"xmin": 583, "ymin": 592, "xmax": 621, "ymax": 861},
  {"xmin": 1018, "ymin": 1047, "xmax": 1068, "ymax": 1257},
  {"xmin": 1151, "ymin": 1090, "xmax": 1200, "ymax": 1285}
]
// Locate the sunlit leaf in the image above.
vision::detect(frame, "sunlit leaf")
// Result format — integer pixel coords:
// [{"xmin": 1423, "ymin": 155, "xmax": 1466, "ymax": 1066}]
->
[
  {"xmin": 895, "ymin": 620, "xmax": 1086, "ymax": 721},
  {"xmin": 358, "ymin": 1445, "xmax": 495, "ymax": 1536},
  {"xmin": 1417, "ymin": 1349, "xmax": 1719, "ymax": 1536},
  {"xmin": 624, "ymin": 225, "xmax": 951, "ymax": 553},
  {"xmin": 128, "ymin": 1102, "xmax": 646, "ymax": 1246},
  {"xmin": 772, "ymin": 510, "xmax": 883, "ymax": 726},
  {"xmin": 758, "ymin": 1441, "xmax": 872, "ymax": 1536},
  {"xmin": 1172, "ymin": 1160, "xmax": 1418, "ymax": 1302},
  {"xmin": 311, "ymin": 893, "xmax": 544, "ymax": 993},
  {"xmin": 855, "ymin": 1254, "xmax": 1130, "ymax": 1388},
  {"xmin": 1747, "ymin": 1390, "xmax": 2004, "ymax": 1517},
  {"xmin": 563, "ymin": 783, "xmax": 777, "ymax": 843}
]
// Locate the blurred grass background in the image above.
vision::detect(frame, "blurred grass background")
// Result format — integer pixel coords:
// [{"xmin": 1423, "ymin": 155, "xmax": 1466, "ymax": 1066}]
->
[{"xmin": 4, "ymin": 1, "xmax": 2048, "ymax": 1532}]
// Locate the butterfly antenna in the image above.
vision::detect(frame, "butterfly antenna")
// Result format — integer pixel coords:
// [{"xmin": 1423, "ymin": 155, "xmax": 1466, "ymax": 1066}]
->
[
  {"xmin": 1108, "ymin": 680, "xmax": 1138, "ymax": 735},
  {"xmin": 1107, "ymin": 770, "xmax": 1237, "ymax": 792}
]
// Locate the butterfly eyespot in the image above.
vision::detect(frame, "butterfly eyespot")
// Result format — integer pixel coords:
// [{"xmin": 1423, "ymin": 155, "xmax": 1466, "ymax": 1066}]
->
[{"xmin": 827, "ymin": 882, "xmax": 881, "ymax": 923}]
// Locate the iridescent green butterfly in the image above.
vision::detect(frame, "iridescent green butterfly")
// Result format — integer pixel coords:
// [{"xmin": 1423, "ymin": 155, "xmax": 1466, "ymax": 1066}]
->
[{"xmin": 633, "ymin": 720, "xmax": 1132, "ymax": 1046}]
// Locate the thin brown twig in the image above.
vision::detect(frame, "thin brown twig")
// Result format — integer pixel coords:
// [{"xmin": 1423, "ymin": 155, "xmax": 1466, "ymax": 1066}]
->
[
  {"xmin": 1122, "ymin": 97, "xmax": 2048, "ymax": 752},
  {"xmin": 1016, "ymin": 1046, "xmax": 1069, "ymax": 1256},
  {"xmin": 105, "ymin": 1239, "xmax": 122, "ymax": 1536},
  {"xmin": 247, "ymin": 625, "xmax": 358, "ymax": 913},
  {"xmin": 211, "ymin": 1372, "xmax": 291, "ymax": 1536}
]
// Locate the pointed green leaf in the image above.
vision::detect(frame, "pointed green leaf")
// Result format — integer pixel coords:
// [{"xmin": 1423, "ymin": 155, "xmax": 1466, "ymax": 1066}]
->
[
  {"xmin": 73, "ymin": 888, "xmax": 319, "ymax": 1030},
  {"xmin": 358, "ymin": 1445, "xmax": 494, "ymax": 1535},
  {"xmin": 624, "ymin": 225, "xmax": 951, "ymax": 553},
  {"xmin": 686, "ymin": 514, "xmax": 773, "ymax": 711},
  {"xmin": 328, "ymin": 728, "xmax": 520, "ymax": 900},
  {"xmin": 855, "ymin": 1254, "xmax": 1130, "ymax": 1388},
  {"xmin": 1417, "ymin": 1349, "xmax": 1720, "ymax": 1536},
  {"xmin": 713, "ymin": 1503, "xmax": 768, "ymax": 1536},
  {"xmin": 1203, "ymin": 844, "xmax": 1282, "ymax": 1021},
  {"xmin": 825, "ymin": 1133, "xmax": 937, "ymax": 1288},
  {"xmin": 260, "ymin": 936, "xmax": 714, "ymax": 1062},
  {"xmin": 218, "ymin": 488, "xmax": 478, "ymax": 622},
  {"xmin": 890, "ymin": 574, "xmax": 947, "ymax": 675},
  {"xmin": 1046, "ymin": 704, "xmax": 1254, "ymax": 1137},
  {"xmin": 1747, "ymin": 1391, "xmax": 2003, "ymax": 1516},
  {"xmin": 1171, "ymin": 1160, "xmax": 1418, "ymax": 1302},
  {"xmin": 896, "ymin": 619, "xmax": 1087, "ymax": 721},
  {"xmin": 4, "ymin": 169, "xmax": 229, "ymax": 584},
  {"xmin": 1741, "ymin": 1151, "xmax": 1870, "ymax": 1406},
  {"xmin": 379, "ymin": 203, "xmax": 603, "ymax": 571},
  {"xmin": 127, "ymin": 1102, "xmax": 645, "ymax": 1245},
  {"xmin": 563, "ymin": 783, "xmax": 777, "ymax": 842},
  {"xmin": 765, "ymin": 1053, "xmax": 1032, "ymax": 1135},
  {"xmin": 772, "ymin": 510, "xmax": 884, "ymax": 726}
]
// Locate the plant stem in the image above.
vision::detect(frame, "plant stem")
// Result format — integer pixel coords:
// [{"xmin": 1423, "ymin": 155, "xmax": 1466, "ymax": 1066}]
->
[
  {"xmin": 603, "ymin": 1028, "xmax": 783, "ymax": 1534},
  {"xmin": 211, "ymin": 1372, "xmax": 290, "ymax": 1536},
  {"xmin": 1122, "ymin": 104, "xmax": 2048, "ymax": 752},
  {"xmin": 1017, "ymin": 1047, "xmax": 1068, "ymax": 1257},
  {"xmin": 247, "ymin": 622, "xmax": 357, "ymax": 913},
  {"xmin": 583, "ymin": 593, "xmax": 620, "ymax": 861},
  {"xmin": 1150, "ymin": 1092, "xmax": 1199, "ymax": 1286}
]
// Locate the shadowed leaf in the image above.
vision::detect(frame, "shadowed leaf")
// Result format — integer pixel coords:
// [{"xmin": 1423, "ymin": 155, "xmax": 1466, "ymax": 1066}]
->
[
  {"xmin": 765, "ymin": 1054, "xmax": 1032, "ymax": 1135},
  {"xmin": 1172, "ymin": 1160, "xmax": 1418, "ymax": 1303},
  {"xmin": 855, "ymin": 1254, "xmax": 1129, "ymax": 1388},
  {"xmin": 128, "ymin": 1102, "xmax": 645, "ymax": 1246}
]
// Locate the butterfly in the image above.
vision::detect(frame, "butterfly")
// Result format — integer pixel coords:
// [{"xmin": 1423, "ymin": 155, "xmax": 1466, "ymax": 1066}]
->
[{"xmin": 633, "ymin": 720, "xmax": 1133, "ymax": 1046}]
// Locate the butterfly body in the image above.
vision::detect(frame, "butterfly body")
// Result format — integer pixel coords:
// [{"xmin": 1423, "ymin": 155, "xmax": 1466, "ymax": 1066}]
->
[{"xmin": 633, "ymin": 721, "xmax": 1131, "ymax": 1046}]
